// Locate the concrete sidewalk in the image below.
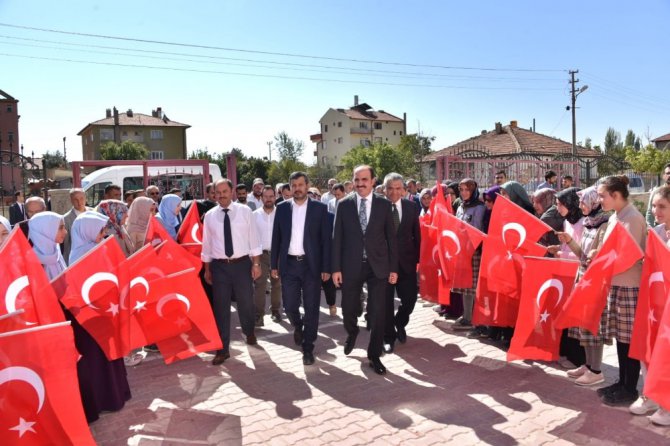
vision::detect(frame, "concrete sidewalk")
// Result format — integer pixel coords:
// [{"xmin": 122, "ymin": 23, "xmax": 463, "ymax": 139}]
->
[{"xmin": 90, "ymin": 296, "xmax": 670, "ymax": 445}]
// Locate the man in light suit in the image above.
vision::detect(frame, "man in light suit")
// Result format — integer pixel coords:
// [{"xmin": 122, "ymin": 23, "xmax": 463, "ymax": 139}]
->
[
  {"xmin": 62, "ymin": 188, "xmax": 91, "ymax": 264},
  {"xmin": 332, "ymin": 165, "xmax": 398, "ymax": 375},
  {"xmin": 271, "ymin": 172, "xmax": 331, "ymax": 365},
  {"xmin": 382, "ymin": 173, "xmax": 421, "ymax": 354}
]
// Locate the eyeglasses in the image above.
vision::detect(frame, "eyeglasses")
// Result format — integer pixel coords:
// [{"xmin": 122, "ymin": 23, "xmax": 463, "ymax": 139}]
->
[{"xmin": 149, "ymin": 192, "xmax": 159, "ymax": 196}]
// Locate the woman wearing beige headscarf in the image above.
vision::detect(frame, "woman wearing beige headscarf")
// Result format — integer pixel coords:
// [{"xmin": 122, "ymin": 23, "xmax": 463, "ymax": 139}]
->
[{"xmin": 125, "ymin": 196, "xmax": 156, "ymax": 253}]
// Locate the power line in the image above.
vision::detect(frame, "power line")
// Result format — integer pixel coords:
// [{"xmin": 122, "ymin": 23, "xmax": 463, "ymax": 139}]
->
[{"xmin": 0, "ymin": 22, "xmax": 566, "ymax": 73}]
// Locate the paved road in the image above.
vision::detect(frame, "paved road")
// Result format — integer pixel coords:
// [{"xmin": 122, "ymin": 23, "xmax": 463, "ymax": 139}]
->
[{"xmin": 90, "ymin": 295, "xmax": 670, "ymax": 445}]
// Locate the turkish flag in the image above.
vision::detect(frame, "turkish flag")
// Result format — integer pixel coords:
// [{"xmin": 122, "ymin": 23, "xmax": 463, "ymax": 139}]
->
[
  {"xmin": 145, "ymin": 216, "xmax": 173, "ymax": 246},
  {"xmin": 0, "ymin": 322, "xmax": 96, "ymax": 445},
  {"xmin": 508, "ymin": 256, "xmax": 580, "ymax": 361},
  {"xmin": 644, "ymin": 294, "xmax": 670, "ymax": 411},
  {"xmin": 555, "ymin": 222, "xmax": 644, "ymax": 333},
  {"xmin": 0, "ymin": 310, "xmax": 29, "ymax": 334},
  {"xmin": 0, "ymin": 230, "xmax": 65, "ymax": 328},
  {"xmin": 473, "ymin": 279, "xmax": 520, "ymax": 328},
  {"xmin": 152, "ymin": 269, "xmax": 222, "ymax": 364},
  {"xmin": 418, "ymin": 220, "xmax": 440, "ymax": 303},
  {"xmin": 630, "ymin": 230, "xmax": 670, "ymax": 365},
  {"xmin": 177, "ymin": 203, "xmax": 203, "ymax": 245},
  {"xmin": 434, "ymin": 210, "xmax": 486, "ymax": 289},
  {"xmin": 53, "ymin": 237, "xmax": 129, "ymax": 360},
  {"xmin": 154, "ymin": 236, "xmax": 202, "ymax": 273},
  {"xmin": 487, "ymin": 195, "xmax": 553, "ymax": 249}
]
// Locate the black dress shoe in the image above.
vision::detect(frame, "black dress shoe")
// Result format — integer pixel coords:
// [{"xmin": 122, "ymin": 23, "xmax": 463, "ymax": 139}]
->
[
  {"xmin": 344, "ymin": 333, "xmax": 358, "ymax": 355},
  {"xmin": 383, "ymin": 342, "xmax": 394, "ymax": 354},
  {"xmin": 369, "ymin": 358, "xmax": 387, "ymax": 375},
  {"xmin": 293, "ymin": 328, "xmax": 303, "ymax": 346},
  {"xmin": 212, "ymin": 352, "xmax": 230, "ymax": 365},
  {"xmin": 271, "ymin": 312, "xmax": 282, "ymax": 323},
  {"xmin": 246, "ymin": 334, "xmax": 257, "ymax": 345},
  {"xmin": 396, "ymin": 327, "xmax": 407, "ymax": 344},
  {"xmin": 302, "ymin": 351, "xmax": 315, "ymax": 365}
]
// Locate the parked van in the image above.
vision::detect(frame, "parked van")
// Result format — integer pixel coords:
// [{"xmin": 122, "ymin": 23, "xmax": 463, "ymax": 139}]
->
[
  {"xmin": 81, "ymin": 163, "xmax": 222, "ymax": 206},
  {"xmin": 627, "ymin": 174, "xmax": 645, "ymax": 194}
]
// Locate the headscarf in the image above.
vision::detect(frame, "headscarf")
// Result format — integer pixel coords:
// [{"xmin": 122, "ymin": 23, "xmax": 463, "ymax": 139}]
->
[
  {"xmin": 69, "ymin": 211, "xmax": 109, "ymax": 265},
  {"xmin": 126, "ymin": 196, "xmax": 154, "ymax": 235},
  {"xmin": 500, "ymin": 181, "xmax": 534, "ymax": 213},
  {"xmin": 446, "ymin": 181, "xmax": 460, "ymax": 199},
  {"xmin": 459, "ymin": 178, "xmax": 481, "ymax": 208},
  {"xmin": 532, "ymin": 188, "xmax": 557, "ymax": 215},
  {"xmin": 98, "ymin": 200, "xmax": 129, "ymax": 239},
  {"xmin": 28, "ymin": 212, "xmax": 66, "ymax": 280},
  {"xmin": 483, "ymin": 185, "xmax": 501, "ymax": 204},
  {"xmin": 157, "ymin": 194, "xmax": 182, "ymax": 239},
  {"xmin": 556, "ymin": 187, "xmax": 583, "ymax": 225},
  {"xmin": 0, "ymin": 215, "xmax": 10, "ymax": 233},
  {"xmin": 578, "ymin": 186, "xmax": 609, "ymax": 229}
]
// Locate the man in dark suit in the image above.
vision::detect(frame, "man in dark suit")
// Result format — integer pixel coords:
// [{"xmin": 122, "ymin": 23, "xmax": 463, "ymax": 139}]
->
[
  {"xmin": 332, "ymin": 165, "xmax": 398, "ymax": 375},
  {"xmin": 271, "ymin": 172, "xmax": 332, "ymax": 365},
  {"xmin": 382, "ymin": 173, "xmax": 421, "ymax": 354},
  {"xmin": 9, "ymin": 191, "xmax": 25, "ymax": 227}
]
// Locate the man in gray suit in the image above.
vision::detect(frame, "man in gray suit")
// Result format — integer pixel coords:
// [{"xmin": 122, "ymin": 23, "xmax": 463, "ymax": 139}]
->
[{"xmin": 62, "ymin": 188, "xmax": 91, "ymax": 264}]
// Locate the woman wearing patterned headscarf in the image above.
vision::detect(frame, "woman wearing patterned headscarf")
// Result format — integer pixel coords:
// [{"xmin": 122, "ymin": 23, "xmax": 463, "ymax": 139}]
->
[
  {"xmin": 0, "ymin": 215, "xmax": 10, "ymax": 249},
  {"xmin": 125, "ymin": 196, "xmax": 156, "ymax": 253},
  {"xmin": 98, "ymin": 199, "xmax": 134, "ymax": 257},
  {"xmin": 156, "ymin": 193, "xmax": 182, "ymax": 240},
  {"xmin": 28, "ymin": 212, "xmax": 68, "ymax": 280}
]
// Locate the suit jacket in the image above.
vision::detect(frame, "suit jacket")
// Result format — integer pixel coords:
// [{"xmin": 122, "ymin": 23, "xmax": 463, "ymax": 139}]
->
[
  {"xmin": 271, "ymin": 198, "xmax": 332, "ymax": 277},
  {"xmin": 332, "ymin": 193, "xmax": 398, "ymax": 280},
  {"xmin": 395, "ymin": 198, "xmax": 421, "ymax": 275},
  {"xmin": 9, "ymin": 202, "xmax": 25, "ymax": 227}
]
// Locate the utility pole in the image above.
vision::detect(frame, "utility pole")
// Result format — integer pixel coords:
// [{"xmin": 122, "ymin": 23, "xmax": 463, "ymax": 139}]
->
[
  {"xmin": 267, "ymin": 141, "xmax": 272, "ymax": 162},
  {"xmin": 567, "ymin": 69, "xmax": 587, "ymax": 184},
  {"xmin": 63, "ymin": 136, "xmax": 67, "ymax": 164}
]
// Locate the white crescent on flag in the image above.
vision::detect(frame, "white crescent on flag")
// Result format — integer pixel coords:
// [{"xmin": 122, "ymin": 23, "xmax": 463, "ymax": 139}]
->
[
  {"xmin": 0, "ymin": 366, "xmax": 45, "ymax": 412},
  {"xmin": 81, "ymin": 272, "xmax": 119, "ymax": 309},
  {"xmin": 441, "ymin": 230, "xmax": 462, "ymax": 256},
  {"xmin": 156, "ymin": 293, "xmax": 191, "ymax": 318},
  {"xmin": 502, "ymin": 222, "xmax": 527, "ymax": 251}
]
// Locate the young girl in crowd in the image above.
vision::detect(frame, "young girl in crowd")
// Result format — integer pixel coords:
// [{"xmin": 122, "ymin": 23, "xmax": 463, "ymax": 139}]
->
[
  {"xmin": 500, "ymin": 181, "xmax": 535, "ymax": 214},
  {"xmin": 596, "ymin": 176, "xmax": 646, "ymax": 406},
  {"xmin": 98, "ymin": 199, "xmax": 134, "ymax": 256},
  {"xmin": 419, "ymin": 188, "xmax": 432, "ymax": 216},
  {"xmin": 156, "ymin": 193, "xmax": 182, "ymax": 240}
]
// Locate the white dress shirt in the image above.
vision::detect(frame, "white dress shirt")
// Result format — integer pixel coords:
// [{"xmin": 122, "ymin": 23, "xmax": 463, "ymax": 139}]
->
[
  {"xmin": 321, "ymin": 191, "xmax": 334, "ymax": 204},
  {"xmin": 201, "ymin": 201, "xmax": 262, "ymax": 262},
  {"xmin": 288, "ymin": 199, "xmax": 308, "ymax": 255},
  {"xmin": 249, "ymin": 194, "xmax": 263, "ymax": 209},
  {"xmin": 253, "ymin": 206, "xmax": 276, "ymax": 251},
  {"xmin": 356, "ymin": 192, "xmax": 373, "ymax": 223}
]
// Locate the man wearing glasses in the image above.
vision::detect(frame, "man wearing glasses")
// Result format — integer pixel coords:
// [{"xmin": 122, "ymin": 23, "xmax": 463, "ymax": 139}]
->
[{"xmin": 146, "ymin": 185, "xmax": 161, "ymax": 203}]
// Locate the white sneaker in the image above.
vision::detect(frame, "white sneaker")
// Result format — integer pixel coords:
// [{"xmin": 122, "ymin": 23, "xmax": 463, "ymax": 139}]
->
[
  {"xmin": 567, "ymin": 365, "xmax": 588, "ymax": 379},
  {"xmin": 575, "ymin": 369, "xmax": 605, "ymax": 386},
  {"xmin": 629, "ymin": 396, "xmax": 659, "ymax": 415},
  {"xmin": 650, "ymin": 408, "xmax": 670, "ymax": 426}
]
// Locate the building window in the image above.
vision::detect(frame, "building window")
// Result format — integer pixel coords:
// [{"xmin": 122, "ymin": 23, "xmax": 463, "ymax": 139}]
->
[
  {"xmin": 400, "ymin": 131, "xmax": 403, "ymax": 135},
  {"xmin": 393, "ymin": 130, "xmax": 396, "ymax": 135},
  {"xmin": 374, "ymin": 137, "xmax": 382, "ymax": 144},
  {"xmin": 6, "ymin": 105, "xmax": 12, "ymax": 113},
  {"xmin": 360, "ymin": 139, "xmax": 370, "ymax": 147},
  {"xmin": 8, "ymin": 131, "xmax": 14, "ymax": 142},
  {"xmin": 100, "ymin": 129, "xmax": 114, "ymax": 140},
  {"xmin": 338, "ymin": 121, "xmax": 342, "ymax": 128},
  {"xmin": 324, "ymin": 125, "xmax": 328, "ymax": 132},
  {"xmin": 150, "ymin": 151, "xmax": 164, "ymax": 160},
  {"xmin": 337, "ymin": 137, "xmax": 343, "ymax": 144},
  {"xmin": 359, "ymin": 122, "xmax": 368, "ymax": 129},
  {"xmin": 374, "ymin": 122, "xmax": 382, "ymax": 130},
  {"xmin": 150, "ymin": 129, "xmax": 164, "ymax": 140}
]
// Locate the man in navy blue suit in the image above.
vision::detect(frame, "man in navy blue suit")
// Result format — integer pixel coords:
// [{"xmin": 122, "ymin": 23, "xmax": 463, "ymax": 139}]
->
[{"xmin": 271, "ymin": 171, "xmax": 332, "ymax": 365}]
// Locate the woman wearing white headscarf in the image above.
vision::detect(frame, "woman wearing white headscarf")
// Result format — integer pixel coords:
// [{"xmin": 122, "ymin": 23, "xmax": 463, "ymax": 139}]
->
[
  {"xmin": 156, "ymin": 193, "xmax": 182, "ymax": 239},
  {"xmin": 28, "ymin": 211, "xmax": 67, "ymax": 280},
  {"xmin": 69, "ymin": 211, "xmax": 109, "ymax": 265},
  {"xmin": 0, "ymin": 215, "xmax": 10, "ymax": 249}
]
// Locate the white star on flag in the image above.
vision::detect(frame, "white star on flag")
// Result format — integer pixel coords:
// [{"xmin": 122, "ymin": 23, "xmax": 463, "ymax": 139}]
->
[
  {"xmin": 106, "ymin": 302, "xmax": 119, "ymax": 317},
  {"xmin": 134, "ymin": 300, "xmax": 147, "ymax": 313},
  {"xmin": 577, "ymin": 278, "xmax": 592, "ymax": 289},
  {"xmin": 10, "ymin": 417, "xmax": 36, "ymax": 437},
  {"xmin": 649, "ymin": 310, "xmax": 657, "ymax": 324},
  {"xmin": 539, "ymin": 310, "xmax": 550, "ymax": 323}
]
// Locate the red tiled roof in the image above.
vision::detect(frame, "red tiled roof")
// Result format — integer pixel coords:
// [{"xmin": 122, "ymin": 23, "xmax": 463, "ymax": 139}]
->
[
  {"xmin": 652, "ymin": 132, "xmax": 670, "ymax": 142},
  {"xmin": 77, "ymin": 112, "xmax": 190, "ymax": 135},
  {"xmin": 425, "ymin": 124, "xmax": 598, "ymax": 161},
  {"xmin": 339, "ymin": 107, "xmax": 404, "ymax": 122}
]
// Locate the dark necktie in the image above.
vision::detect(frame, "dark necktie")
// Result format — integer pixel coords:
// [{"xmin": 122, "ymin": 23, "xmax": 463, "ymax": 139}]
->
[
  {"xmin": 359, "ymin": 198, "xmax": 368, "ymax": 233},
  {"xmin": 392, "ymin": 203, "xmax": 400, "ymax": 232},
  {"xmin": 223, "ymin": 208, "xmax": 234, "ymax": 257}
]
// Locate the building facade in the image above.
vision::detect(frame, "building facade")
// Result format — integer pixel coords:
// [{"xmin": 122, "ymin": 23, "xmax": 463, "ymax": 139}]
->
[
  {"xmin": 312, "ymin": 96, "xmax": 406, "ymax": 168},
  {"xmin": 78, "ymin": 107, "xmax": 190, "ymax": 161},
  {"xmin": 0, "ymin": 89, "xmax": 20, "ymax": 195}
]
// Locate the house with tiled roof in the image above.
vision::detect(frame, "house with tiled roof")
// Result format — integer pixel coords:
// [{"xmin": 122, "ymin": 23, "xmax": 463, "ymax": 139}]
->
[
  {"xmin": 311, "ymin": 96, "xmax": 406, "ymax": 168},
  {"xmin": 652, "ymin": 133, "xmax": 670, "ymax": 150},
  {"xmin": 424, "ymin": 121, "xmax": 600, "ymax": 186},
  {"xmin": 78, "ymin": 107, "xmax": 190, "ymax": 161}
]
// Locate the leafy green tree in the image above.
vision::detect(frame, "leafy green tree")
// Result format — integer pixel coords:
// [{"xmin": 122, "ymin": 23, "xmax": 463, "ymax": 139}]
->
[
  {"xmin": 267, "ymin": 159, "xmax": 307, "ymax": 186},
  {"xmin": 188, "ymin": 148, "xmax": 216, "ymax": 163},
  {"xmin": 100, "ymin": 141, "xmax": 149, "ymax": 160},
  {"xmin": 42, "ymin": 150, "xmax": 67, "ymax": 169},
  {"xmin": 274, "ymin": 131, "xmax": 304, "ymax": 162},
  {"xmin": 624, "ymin": 130, "xmax": 637, "ymax": 149},
  {"xmin": 584, "ymin": 137, "xmax": 592, "ymax": 149},
  {"xmin": 237, "ymin": 157, "xmax": 272, "ymax": 187},
  {"xmin": 338, "ymin": 142, "xmax": 415, "ymax": 183},
  {"xmin": 397, "ymin": 133, "xmax": 435, "ymax": 181},
  {"xmin": 625, "ymin": 144, "xmax": 670, "ymax": 174}
]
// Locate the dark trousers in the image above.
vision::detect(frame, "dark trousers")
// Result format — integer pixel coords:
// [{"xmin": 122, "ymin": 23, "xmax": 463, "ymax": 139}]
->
[
  {"xmin": 211, "ymin": 258, "xmax": 255, "ymax": 354},
  {"xmin": 342, "ymin": 260, "xmax": 388, "ymax": 359},
  {"xmin": 322, "ymin": 277, "xmax": 337, "ymax": 306},
  {"xmin": 617, "ymin": 341, "xmax": 641, "ymax": 392},
  {"xmin": 384, "ymin": 269, "xmax": 417, "ymax": 343},
  {"xmin": 281, "ymin": 257, "xmax": 322, "ymax": 354}
]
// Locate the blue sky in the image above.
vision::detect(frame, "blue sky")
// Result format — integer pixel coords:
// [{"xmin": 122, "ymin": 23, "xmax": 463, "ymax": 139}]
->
[{"xmin": 1, "ymin": 0, "xmax": 668, "ymax": 163}]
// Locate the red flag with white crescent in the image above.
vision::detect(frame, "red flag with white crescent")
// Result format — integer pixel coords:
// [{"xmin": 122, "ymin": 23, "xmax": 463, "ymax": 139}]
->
[
  {"xmin": 0, "ymin": 322, "xmax": 96, "ymax": 445},
  {"xmin": 555, "ymin": 222, "xmax": 644, "ymax": 333},
  {"xmin": 177, "ymin": 203, "xmax": 203, "ymax": 245},
  {"xmin": 0, "ymin": 230, "xmax": 65, "ymax": 327},
  {"xmin": 644, "ymin": 294, "xmax": 670, "ymax": 411},
  {"xmin": 145, "ymin": 216, "xmax": 173, "ymax": 246},
  {"xmin": 630, "ymin": 230, "xmax": 670, "ymax": 365},
  {"xmin": 508, "ymin": 256, "xmax": 580, "ymax": 361}
]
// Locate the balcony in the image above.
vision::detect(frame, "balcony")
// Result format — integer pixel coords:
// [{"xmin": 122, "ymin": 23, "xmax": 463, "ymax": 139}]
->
[{"xmin": 350, "ymin": 127, "xmax": 372, "ymax": 134}]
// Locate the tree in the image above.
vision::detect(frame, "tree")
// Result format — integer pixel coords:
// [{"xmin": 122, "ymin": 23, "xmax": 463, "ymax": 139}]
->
[
  {"xmin": 237, "ymin": 156, "xmax": 272, "ymax": 187},
  {"xmin": 267, "ymin": 159, "xmax": 307, "ymax": 186},
  {"xmin": 100, "ymin": 141, "xmax": 149, "ymax": 160},
  {"xmin": 274, "ymin": 131, "xmax": 304, "ymax": 162},
  {"xmin": 583, "ymin": 137, "xmax": 592, "ymax": 149},
  {"xmin": 397, "ymin": 133, "xmax": 436, "ymax": 181},
  {"xmin": 625, "ymin": 144, "xmax": 670, "ymax": 174},
  {"xmin": 624, "ymin": 129, "xmax": 637, "ymax": 149},
  {"xmin": 42, "ymin": 150, "xmax": 67, "ymax": 169},
  {"xmin": 338, "ymin": 142, "xmax": 415, "ymax": 183},
  {"xmin": 604, "ymin": 127, "xmax": 623, "ymax": 155}
]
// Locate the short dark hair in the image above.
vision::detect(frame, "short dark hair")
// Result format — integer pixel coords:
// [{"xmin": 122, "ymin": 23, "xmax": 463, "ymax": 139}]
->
[
  {"xmin": 563, "ymin": 175, "xmax": 573, "ymax": 181},
  {"xmin": 289, "ymin": 171, "xmax": 309, "ymax": 184},
  {"xmin": 495, "ymin": 170, "xmax": 507, "ymax": 177},
  {"xmin": 332, "ymin": 183, "xmax": 345, "ymax": 193},
  {"xmin": 104, "ymin": 184, "xmax": 121, "ymax": 194},
  {"xmin": 235, "ymin": 183, "xmax": 248, "ymax": 192},
  {"xmin": 545, "ymin": 170, "xmax": 557, "ymax": 181},
  {"xmin": 664, "ymin": 163, "xmax": 670, "ymax": 171},
  {"xmin": 205, "ymin": 182, "xmax": 214, "ymax": 193},
  {"xmin": 124, "ymin": 191, "xmax": 134, "ymax": 200},
  {"xmin": 281, "ymin": 183, "xmax": 290, "ymax": 192},
  {"xmin": 354, "ymin": 164, "xmax": 375, "ymax": 180},
  {"xmin": 262, "ymin": 185, "xmax": 275, "ymax": 194},
  {"xmin": 14, "ymin": 190, "xmax": 22, "ymax": 197},
  {"xmin": 215, "ymin": 178, "xmax": 234, "ymax": 190}
]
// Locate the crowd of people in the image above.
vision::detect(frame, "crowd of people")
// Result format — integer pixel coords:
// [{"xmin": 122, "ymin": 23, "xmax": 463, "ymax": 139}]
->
[{"xmin": 1, "ymin": 163, "xmax": 669, "ymax": 430}]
